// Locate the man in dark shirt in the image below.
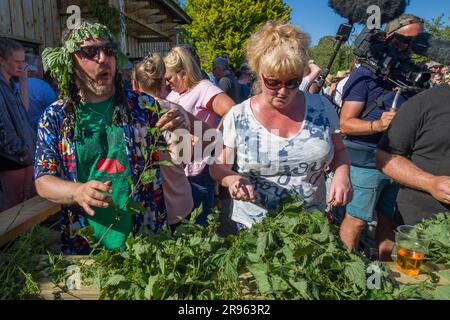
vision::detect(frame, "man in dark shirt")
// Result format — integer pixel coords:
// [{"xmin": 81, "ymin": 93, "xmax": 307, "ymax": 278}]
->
[
  {"xmin": 376, "ymin": 81, "xmax": 450, "ymax": 225},
  {"xmin": 212, "ymin": 57, "xmax": 246, "ymax": 104},
  {"xmin": 339, "ymin": 14, "xmax": 423, "ymax": 260},
  {"xmin": 0, "ymin": 37, "xmax": 36, "ymax": 212}
]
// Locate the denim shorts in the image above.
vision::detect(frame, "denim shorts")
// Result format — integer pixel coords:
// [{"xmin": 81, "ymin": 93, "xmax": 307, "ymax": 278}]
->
[
  {"xmin": 346, "ymin": 165, "xmax": 399, "ymax": 222},
  {"xmin": 188, "ymin": 165, "xmax": 217, "ymax": 227}
]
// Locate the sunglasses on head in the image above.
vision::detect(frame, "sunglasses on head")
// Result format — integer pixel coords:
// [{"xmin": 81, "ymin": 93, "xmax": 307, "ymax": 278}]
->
[
  {"xmin": 75, "ymin": 43, "xmax": 117, "ymax": 60},
  {"xmin": 262, "ymin": 74, "xmax": 301, "ymax": 90}
]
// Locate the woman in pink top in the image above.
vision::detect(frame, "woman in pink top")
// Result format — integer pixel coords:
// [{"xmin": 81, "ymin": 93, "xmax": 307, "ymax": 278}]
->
[
  {"xmin": 131, "ymin": 53, "xmax": 198, "ymax": 227},
  {"xmin": 164, "ymin": 46, "xmax": 235, "ymax": 226}
]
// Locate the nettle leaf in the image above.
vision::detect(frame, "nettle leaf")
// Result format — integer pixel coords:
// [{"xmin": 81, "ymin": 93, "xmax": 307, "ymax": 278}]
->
[
  {"xmin": 144, "ymin": 275, "xmax": 159, "ymax": 299},
  {"xmin": 133, "ymin": 243, "xmax": 149, "ymax": 262},
  {"xmin": 343, "ymin": 258, "xmax": 367, "ymax": 290},
  {"xmin": 132, "ymin": 284, "xmax": 143, "ymax": 300},
  {"xmin": 248, "ymin": 263, "xmax": 271, "ymax": 294},
  {"xmin": 289, "ymin": 278, "xmax": 310, "ymax": 299},
  {"xmin": 256, "ymin": 232, "xmax": 268, "ymax": 258},
  {"xmin": 310, "ymin": 210, "xmax": 327, "ymax": 224},
  {"xmin": 189, "ymin": 236, "xmax": 202, "ymax": 247},
  {"xmin": 431, "ymin": 285, "xmax": 450, "ymax": 300},
  {"xmin": 189, "ymin": 205, "xmax": 203, "ymax": 224},
  {"xmin": 148, "ymin": 127, "xmax": 161, "ymax": 136},
  {"xmin": 127, "ymin": 200, "xmax": 146, "ymax": 215},
  {"xmin": 156, "ymin": 251, "xmax": 165, "ymax": 275},
  {"xmin": 282, "ymin": 245, "xmax": 295, "ymax": 263},
  {"xmin": 437, "ymin": 270, "xmax": 450, "ymax": 282},
  {"xmin": 247, "ymin": 252, "xmax": 260, "ymax": 263},
  {"xmin": 78, "ymin": 225, "xmax": 95, "ymax": 242},
  {"xmin": 224, "ymin": 259, "xmax": 239, "ymax": 281},
  {"xmin": 311, "ymin": 223, "xmax": 330, "ymax": 243},
  {"xmin": 106, "ymin": 274, "xmax": 126, "ymax": 286},
  {"xmin": 270, "ymin": 275, "xmax": 289, "ymax": 292},
  {"xmin": 141, "ymin": 169, "xmax": 157, "ymax": 185},
  {"xmin": 294, "ymin": 243, "xmax": 315, "ymax": 259},
  {"xmin": 127, "ymin": 176, "xmax": 133, "ymax": 186},
  {"xmin": 154, "ymin": 160, "xmax": 173, "ymax": 168}
]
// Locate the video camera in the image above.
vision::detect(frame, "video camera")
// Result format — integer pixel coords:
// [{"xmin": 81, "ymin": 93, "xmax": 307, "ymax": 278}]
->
[{"xmin": 353, "ymin": 27, "xmax": 431, "ymax": 91}]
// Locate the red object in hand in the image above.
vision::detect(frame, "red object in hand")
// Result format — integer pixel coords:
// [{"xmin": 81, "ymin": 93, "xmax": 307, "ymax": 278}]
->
[{"xmin": 95, "ymin": 158, "xmax": 125, "ymax": 174}]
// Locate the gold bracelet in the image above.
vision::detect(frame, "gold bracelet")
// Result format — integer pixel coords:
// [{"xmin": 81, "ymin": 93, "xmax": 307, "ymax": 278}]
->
[{"xmin": 370, "ymin": 120, "xmax": 374, "ymax": 133}]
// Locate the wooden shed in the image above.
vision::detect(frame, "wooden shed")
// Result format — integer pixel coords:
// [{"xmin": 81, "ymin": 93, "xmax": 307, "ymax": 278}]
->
[{"xmin": 0, "ymin": 0, "xmax": 191, "ymax": 57}]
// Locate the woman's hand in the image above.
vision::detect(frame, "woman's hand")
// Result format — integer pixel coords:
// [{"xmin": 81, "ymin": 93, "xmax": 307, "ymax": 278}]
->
[
  {"xmin": 227, "ymin": 175, "xmax": 257, "ymax": 202},
  {"xmin": 328, "ymin": 171, "xmax": 352, "ymax": 207},
  {"xmin": 156, "ymin": 106, "xmax": 190, "ymax": 132}
]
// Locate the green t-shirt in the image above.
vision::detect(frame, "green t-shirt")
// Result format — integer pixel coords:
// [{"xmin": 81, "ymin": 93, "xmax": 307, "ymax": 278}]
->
[{"xmin": 75, "ymin": 96, "xmax": 132, "ymax": 250}]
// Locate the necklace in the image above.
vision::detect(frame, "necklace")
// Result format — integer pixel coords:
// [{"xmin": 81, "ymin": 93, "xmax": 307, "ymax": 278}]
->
[{"xmin": 85, "ymin": 99, "xmax": 114, "ymax": 125}]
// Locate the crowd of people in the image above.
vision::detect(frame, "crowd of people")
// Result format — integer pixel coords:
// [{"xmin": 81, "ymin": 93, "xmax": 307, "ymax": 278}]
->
[{"xmin": 1, "ymin": 15, "xmax": 449, "ymax": 260}]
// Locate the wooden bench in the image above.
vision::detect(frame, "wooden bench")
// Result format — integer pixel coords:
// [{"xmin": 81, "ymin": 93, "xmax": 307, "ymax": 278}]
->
[
  {"xmin": 0, "ymin": 196, "xmax": 61, "ymax": 247},
  {"xmin": 35, "ymin": 259, "xmax": 449, "ymax": 300}
]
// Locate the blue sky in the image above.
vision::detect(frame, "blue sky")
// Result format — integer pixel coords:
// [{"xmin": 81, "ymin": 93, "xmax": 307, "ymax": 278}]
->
[
  {"xmin": 287, "ymin": 0, "xmax": 450, "ymax": 45},
  {"xmin": 179, "ymin": 0, "xmax": 449, "ymax": 45}
]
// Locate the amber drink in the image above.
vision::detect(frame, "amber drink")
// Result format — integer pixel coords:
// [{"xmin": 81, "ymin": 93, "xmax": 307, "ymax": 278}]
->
[{"xmin": 394, "ymin": 225, "xmax": 430, "ymax": 276}]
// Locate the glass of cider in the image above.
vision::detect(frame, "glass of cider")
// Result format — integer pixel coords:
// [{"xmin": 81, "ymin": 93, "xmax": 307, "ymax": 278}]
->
[{"xmin": 394, "ymin": 225, "xmax": 430, "ymax": 276}]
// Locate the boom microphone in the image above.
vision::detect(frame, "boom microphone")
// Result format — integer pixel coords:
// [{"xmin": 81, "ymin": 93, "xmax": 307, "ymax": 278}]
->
[
  {"xmin": 328, "ymin": 0, "xmax": 407, "ymax": 24},
  {"xmin": 316, "ymin": 0, "xmax": 410, "ymax": 91},
  {"xmin": 411, "ymin": 33, "xmax": 450, "ymax": 66}
]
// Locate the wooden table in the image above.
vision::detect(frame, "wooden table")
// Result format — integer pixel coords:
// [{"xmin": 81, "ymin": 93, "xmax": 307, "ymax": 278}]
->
[
  {"xmin": 0, "ymin": 196, "xmax": 61, "ymax": 247},
  {"xmin": 386, "ymin": 262, "xmax": 450, "ymax": 285}
]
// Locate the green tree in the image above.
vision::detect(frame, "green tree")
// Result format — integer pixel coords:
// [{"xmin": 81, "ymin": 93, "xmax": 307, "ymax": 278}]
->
[
  {"xmin": 309, "ymin": 36, "xmax": 354, "ymax": 75},
  {"xmin": 182, "ymin": 0, "xmax": 291, "ymax": 72},
  {"xmin": 425, "ymin": 13, "xmax": 450, "ymax": 38}
]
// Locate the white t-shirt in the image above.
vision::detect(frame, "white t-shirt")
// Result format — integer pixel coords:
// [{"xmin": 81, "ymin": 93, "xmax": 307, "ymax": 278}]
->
[
  {"xmin": 299, "ymin": 75, "xmax": 311, "ymax": 91},
  {"xmin": 222, "ymin": 92, "xmax": 340, "ymax": 228},
  {"xmin": 333, "ymin": 76, "xmax": 349, "ymax": 107}
]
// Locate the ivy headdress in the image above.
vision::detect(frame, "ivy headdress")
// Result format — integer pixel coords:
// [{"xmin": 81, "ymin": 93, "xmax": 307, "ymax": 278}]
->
[{"xmin": 42, "ymin": 21, "xmax": 128, "ymax": 99}]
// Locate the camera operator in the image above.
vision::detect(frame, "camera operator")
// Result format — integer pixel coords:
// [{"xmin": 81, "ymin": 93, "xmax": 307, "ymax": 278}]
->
[{"xmin": 339, "ymin": 14, "xmax": 423, "ymax": 260}]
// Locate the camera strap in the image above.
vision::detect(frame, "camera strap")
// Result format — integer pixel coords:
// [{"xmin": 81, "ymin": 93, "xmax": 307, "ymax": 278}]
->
[{"xmin": 359, "ymin": 88, "xmax": 392, "ymax": 119}]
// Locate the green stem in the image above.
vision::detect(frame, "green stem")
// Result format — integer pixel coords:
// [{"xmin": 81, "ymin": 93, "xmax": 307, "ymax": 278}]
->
[{"xmin": 88, "ymin": 223, "xmax": 114, "ymax": 256}]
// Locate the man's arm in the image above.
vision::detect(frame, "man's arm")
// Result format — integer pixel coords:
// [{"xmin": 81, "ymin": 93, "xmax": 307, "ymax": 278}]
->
[
  {"xmin": 340, "ymin": 101, "xmax": 396, "ymax": 136},
  {"xmin": 376, "ymin": 150, "xmax": 450, "ymax": 205},
  {"xmin": 35, "ymin": 175, "xmax": 113, "ymax": 216},
  {"xmin": 307, "ymin": 61, "xmax": 321, "ymax": 81}
]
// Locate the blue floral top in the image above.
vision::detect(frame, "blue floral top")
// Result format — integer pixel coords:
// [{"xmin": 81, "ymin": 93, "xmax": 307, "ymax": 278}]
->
[{"xmin": 34, "ymin": 90, "xmax": 167, "ymax": 254}]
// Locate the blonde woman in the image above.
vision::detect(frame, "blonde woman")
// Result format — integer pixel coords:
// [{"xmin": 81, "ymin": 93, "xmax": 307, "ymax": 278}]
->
[
  {"xmin": 210, "ymin": 21, "xmax": 352, "ymax": 228},
  {"xmin": 132, "ymin": 53, "xmax": 201, "ymax": 228},
  {"xmin": 164, "ymin": 46, "xmax": 235, "ymax": 226}
]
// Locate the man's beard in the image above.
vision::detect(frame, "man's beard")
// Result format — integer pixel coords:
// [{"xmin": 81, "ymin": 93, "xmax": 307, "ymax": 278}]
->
[{"xmin": 75, "ymin": 67, "xmax": 115, "ymax": 97}]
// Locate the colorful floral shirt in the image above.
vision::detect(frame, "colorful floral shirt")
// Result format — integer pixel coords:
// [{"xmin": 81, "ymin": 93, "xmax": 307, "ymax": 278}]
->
[{"xmin": 34, "ymin": 90, "xmax": 167, "ymax": 254}]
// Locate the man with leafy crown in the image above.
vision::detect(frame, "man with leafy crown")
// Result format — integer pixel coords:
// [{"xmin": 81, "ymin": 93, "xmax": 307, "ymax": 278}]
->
[{"xmin": 36, "ymin": 21, "xmax": 187, "ymax": 253}]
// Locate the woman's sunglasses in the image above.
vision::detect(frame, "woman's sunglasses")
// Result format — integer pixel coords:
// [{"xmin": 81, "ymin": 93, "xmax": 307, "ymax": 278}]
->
[
  {"xmin": 75, "ymin": 44, "xmax": 117, "ymax": 60},
  {"xmin": 262, "ymin": 75, "xmax": 301, "ymax": 90}
]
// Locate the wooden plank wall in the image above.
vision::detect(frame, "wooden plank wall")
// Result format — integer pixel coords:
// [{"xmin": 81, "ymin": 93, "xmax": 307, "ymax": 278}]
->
[
  {"xmin": 126, "ymin": 35, "xmax": 141, "ymax": 58},
  {"xmin": 140, "ymin": 41, "xmax": 171, "ymax": 58},
  {"xmin": 126, "ymin": 36, "xmax": 172, "ymax": 59},
  {"xmin": 0, "ymin": 0, "xmax": 60, "ymax": 51}
]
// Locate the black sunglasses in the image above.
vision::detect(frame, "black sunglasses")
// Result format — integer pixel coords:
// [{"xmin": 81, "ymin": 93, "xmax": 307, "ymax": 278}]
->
[
  {"xmin": 262, "ymin": 74, "xmax": 302, "ymax": 90},
  {"xmin": 75, "ymin": 44, "xmax": 117, "ymax": 60}
]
